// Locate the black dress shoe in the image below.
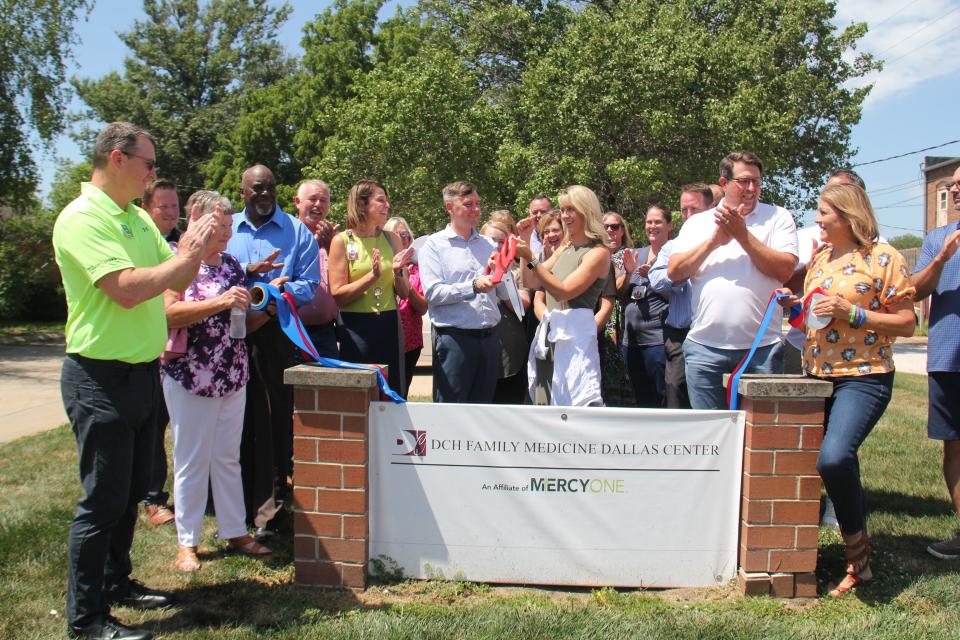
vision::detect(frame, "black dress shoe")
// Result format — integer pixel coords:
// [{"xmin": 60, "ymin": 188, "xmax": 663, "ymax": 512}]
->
[
  {"xmin": 105, "ymin": 579, "xmax": 174, "ymax": 610},
  {"xmin": 68, "ymin": 614, "xmax": 154, "ymax": 639}
]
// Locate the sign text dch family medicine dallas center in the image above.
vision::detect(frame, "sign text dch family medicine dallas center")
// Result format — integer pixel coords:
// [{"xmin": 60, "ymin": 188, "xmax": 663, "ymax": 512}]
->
[{"xmin": 370, "ymin": 403, "xmax": 745, "ymax": 588}]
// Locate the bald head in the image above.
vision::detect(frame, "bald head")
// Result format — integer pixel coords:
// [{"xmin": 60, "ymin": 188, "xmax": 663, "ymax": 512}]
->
[{"xmin": 240, "ymin": 164, "xmax": 277, "ymax": 224}]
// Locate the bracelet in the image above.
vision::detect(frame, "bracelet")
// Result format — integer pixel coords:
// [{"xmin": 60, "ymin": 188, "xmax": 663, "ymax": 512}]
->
[
  {"xmin": 855, "ymin": 306, "xmax": 867, "ymax": 329},
  {"xmin": 472, "ymin": 279, "xmax": 479, "ymax": 294},
  {"xmin": 848, "ymin": 305, "xmax": 858, "ymax": 326}
]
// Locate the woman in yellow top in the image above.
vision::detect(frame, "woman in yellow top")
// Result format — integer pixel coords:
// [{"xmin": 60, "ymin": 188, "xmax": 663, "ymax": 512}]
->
[
  {"xmin": 329, "ymin": 180, "xmax": 413, "ymax": 394},
  {"xmin": 780, "ymin": 183, "xmax": 915, "ymax": 596}
]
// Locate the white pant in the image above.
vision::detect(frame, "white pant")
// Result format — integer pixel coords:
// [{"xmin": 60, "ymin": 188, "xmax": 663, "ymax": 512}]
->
[{"xmin": 163, "ymin": 376, "xmax": 247, "ymax": 547}]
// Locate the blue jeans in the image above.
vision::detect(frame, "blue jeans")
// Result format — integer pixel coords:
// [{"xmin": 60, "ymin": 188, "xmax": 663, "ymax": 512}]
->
[
  {"xmin": 621, "ymin": 343, "xmax": 666, "ymax": 408},
  {"xmin": 817, "ymin": 372, "xmax": 893, "ymax": 535},
  {"xmin": 682, "ymin": 339, "xmax": 783, "ymax": 410}
]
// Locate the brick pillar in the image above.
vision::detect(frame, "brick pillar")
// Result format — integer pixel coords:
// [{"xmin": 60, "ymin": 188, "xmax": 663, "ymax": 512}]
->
[
  {"xmin": 284, "ymin": 365, "xmax": 381, "ymax": 589},
  {"xmin": 733, "ymin": 375, "xmax": 833, "ymax": 598}
]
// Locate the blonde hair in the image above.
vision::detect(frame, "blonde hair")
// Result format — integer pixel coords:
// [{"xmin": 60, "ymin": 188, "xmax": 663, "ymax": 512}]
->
[
  {"xmin": 602, "ymin": 211, "xmax": 633, "ymax": 248},
  {"xmin": 487, "ymin": 209, "xmax": 517, "ymax": 235},
  {"xmin": 819, "ymin": 183, "xmax": 879, "ymax": 249},
  {"xmin": 383, "ymin": 215, "xmax": 414, "ymax": 240},
  {"xmin": 537, "ymin": 210, "xmax": 562, "ymax": 237},
  {"xmin": 480, "ymin": 220, "xmax": 511, "ymax": 238},
  {"xmin": 557, "ymin": 185, "xmax": 607, "ymax": 247},
  {"xmin": 346, "ymin": 180, "xmax": 386, "ymax": 229}
]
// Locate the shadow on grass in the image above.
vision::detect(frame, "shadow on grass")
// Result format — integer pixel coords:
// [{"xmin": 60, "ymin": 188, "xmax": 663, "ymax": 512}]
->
[
  {"xmin": 816, "ymin": 531, "xmax": 960, "ymax": 606},
  {"xmin": 866, "ymin": 488, "xmax": 956, "ymax": 519},
  {"xmin": 143, "ymin": 578, "xmax": 370, "ymax": 636}
]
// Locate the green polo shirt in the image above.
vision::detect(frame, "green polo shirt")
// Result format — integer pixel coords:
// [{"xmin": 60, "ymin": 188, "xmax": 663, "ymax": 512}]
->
[{"xmin": 53, "ymin": 182, "xmax": 175, "ymax": 363}]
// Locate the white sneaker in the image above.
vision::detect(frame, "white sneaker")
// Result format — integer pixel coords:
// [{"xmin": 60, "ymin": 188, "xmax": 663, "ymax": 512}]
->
[{"xmin": 820, "ymin": 496, "xmax": 839, "ymax": 529}]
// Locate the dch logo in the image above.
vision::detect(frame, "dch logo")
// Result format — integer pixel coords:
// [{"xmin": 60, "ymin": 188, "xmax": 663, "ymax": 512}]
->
[{"xmin": 396, "ymin": 429, "xmax": 427, "ymax": 457}]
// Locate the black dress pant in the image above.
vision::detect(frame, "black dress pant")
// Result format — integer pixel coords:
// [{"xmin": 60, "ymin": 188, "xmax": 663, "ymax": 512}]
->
[
  {"xmin": 241, "ymin": 320, "xmax": 294, "ymax": 528},
  {"xmin": 61, "ymin": 355, "xmax": 162, "ymax": 629},
  {"xmin": 663, "ymin": 326, "xmax": 690, "ymax": 409}
]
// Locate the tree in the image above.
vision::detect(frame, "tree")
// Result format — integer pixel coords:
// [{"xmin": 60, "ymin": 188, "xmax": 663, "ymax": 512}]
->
[
  {"xmin": 73, "ymin": 0, "xmax": 293, "ymax": 199},
  {"xmin": 0, "ymin": 0, "xmax": 91, "ymax": 209},
  {"xmin": 498, "ymin": 0, "xmax": 878, "ymax": 227},
  {"xmin": 889, "ymin": 234, "xmax": 923, "ymax": 251},
  {"xmin": 307, "ymin": 47, "xmax": 506, "ymax": 235}
]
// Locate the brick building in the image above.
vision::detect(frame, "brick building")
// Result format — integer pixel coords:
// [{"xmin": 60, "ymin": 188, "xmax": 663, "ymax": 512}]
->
[{"xmin": 923, "ymin": 156, "xmax": 960, "ymax": 234}]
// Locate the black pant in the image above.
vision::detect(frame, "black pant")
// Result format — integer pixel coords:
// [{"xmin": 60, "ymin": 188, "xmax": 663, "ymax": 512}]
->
[
  {"xmin": 62, "ymin": 355, "xmax": 162, "ymax": 629},
  {"xmin": 241, "ymin": 320, "xmax": 294, "ymax": 528},
  {"xmin": 142, "ymin": 378, "xmax": 169, "ymax": 506},
  {"xmin": 663, "ymin": 326, "xmax": 690, "ymax": 409},
  {"xmin": 432, "ymin": 327, "xmax": 500, "ymax": 403}
]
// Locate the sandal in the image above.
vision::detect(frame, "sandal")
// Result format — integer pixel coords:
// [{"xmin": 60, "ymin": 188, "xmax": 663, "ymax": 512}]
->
[
  {"xmin": 828, "ymin": 532, "xmax": 872, "ymax": 597},
  {"xmin": 228, "ymin": 534, "xmax": 272, "ymax": 556},
  {"xmin": 176, "ymin": 545, "xmax": 200, "ymax": 572}
]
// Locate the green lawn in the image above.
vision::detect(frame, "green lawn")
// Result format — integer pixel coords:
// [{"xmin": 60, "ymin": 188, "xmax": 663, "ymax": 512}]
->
[{"xmin": 2, "ymin": 373, "xmax": 959, "ymax": 639}]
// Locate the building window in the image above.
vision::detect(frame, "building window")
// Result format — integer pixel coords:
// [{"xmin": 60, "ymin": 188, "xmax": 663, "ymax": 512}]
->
[{"xmin": 939, "ymin": 188, "xmax": 949, "ymax": 227}]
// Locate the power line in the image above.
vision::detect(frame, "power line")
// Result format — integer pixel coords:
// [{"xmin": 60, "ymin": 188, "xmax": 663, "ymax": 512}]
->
[
  {"xmin": 874, "ymin": 193, "xmax": 923, "ymax": 207},
  {"xmin": 883, "ymin": 18, "xmax": 960, "ymax": 67},
  {"xmin": 873, "ymin": 4, "xmax": 960, "ymax": 57},
  {"xmin": 871, "ymin": 0, "xmax": 923, "ymax": 30},
  {"xmin": 868, "ymin": 178, "xmax": 922, "ymax": 196},
  {"xmin": 852, "ymin": 138, "xmax": 960, "ymax": 167}
]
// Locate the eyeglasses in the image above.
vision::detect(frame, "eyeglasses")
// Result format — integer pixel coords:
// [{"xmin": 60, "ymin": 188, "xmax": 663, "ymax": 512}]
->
[
  {"xmin": 603, "ymin": 223, "xmax": 622, "ymax": 230},
  {"xmin": 398, "ymin": 231, "xmax": 411, "ymax": 239},
  {"xmin": 122, "ymin": 151, "xmax": 157, "ymax": 172},
  {"xmin": 730, "ymin": 177, "xmax": 761, "ymax": 188}
]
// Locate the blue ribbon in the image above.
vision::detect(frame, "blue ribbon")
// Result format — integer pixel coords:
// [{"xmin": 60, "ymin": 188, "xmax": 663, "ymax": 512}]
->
[
  {"xmin": 727, "ymin": 291, "xmax": 789, "ymax": 411},
  {"xmin": 250, "ymin": 283, "xmax": 405, "ymax": 403}
]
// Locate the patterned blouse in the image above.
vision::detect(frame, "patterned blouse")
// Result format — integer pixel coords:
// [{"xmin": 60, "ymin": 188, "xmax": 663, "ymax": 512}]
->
[
  {"xmin": 802, "ymin": 242, "xmax": 915, "ymax": 377},
  {"xmin": 161, "ymin": 250, "xmax": 249, "ymax": 397}
]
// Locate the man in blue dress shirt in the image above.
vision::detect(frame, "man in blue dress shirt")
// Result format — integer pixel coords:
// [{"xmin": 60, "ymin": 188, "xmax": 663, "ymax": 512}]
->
[
  {"xmin": 420, "ymin": 181, "xmax": 503, "ymax": 403},
  {"xmin": 913, "ymin": 166, "xmax": 960, "ymax": 560},
  {"xmin": 648, "ymin": 183, "xmax": 713, "ymax": 409},
  {"xmin": 226, "ymin": 164, "xmax": 319, "ymax": 538}
]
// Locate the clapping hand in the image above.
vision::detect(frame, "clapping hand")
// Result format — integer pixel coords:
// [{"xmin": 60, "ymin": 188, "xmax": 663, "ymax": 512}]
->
[{"xmin": 248, "ymin": 248, "xmax": 284, "ymax": 275}]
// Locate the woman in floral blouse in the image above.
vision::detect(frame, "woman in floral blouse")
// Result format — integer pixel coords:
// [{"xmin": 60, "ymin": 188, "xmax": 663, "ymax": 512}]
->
[
  {"xmin": 162, "ymin": 191, "xmax": 270, "ymax": 572},
  {"xmin": 780, "ymin": 183, "xmax": 915, "ymax": 596}
]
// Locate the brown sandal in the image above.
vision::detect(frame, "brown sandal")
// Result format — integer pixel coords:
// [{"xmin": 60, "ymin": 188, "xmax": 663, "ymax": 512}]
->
[
  {"xmin": 228, "ymin": 534, "xmax": 272, "ymax": 556},
  {"xmin": 176, "ymin": 545, "xmax": 200, "ymax": 572},
  {"xmin": 828, "ymin": 532, "xmax": 872, "ymax": 597}
]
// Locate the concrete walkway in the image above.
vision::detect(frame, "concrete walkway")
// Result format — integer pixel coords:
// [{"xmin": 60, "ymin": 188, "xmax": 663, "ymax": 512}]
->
[{"xmin": 0, "ymin": 337, "xmax": 928, "ymax": 445}]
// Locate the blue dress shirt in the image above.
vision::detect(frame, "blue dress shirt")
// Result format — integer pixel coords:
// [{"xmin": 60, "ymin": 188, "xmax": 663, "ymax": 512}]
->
[
  {"xmin": 915, "ymin": 221, "xmax": 960, "ymax": 372},
  {"xmin": 419, "ymin": 225, "xmax": 502, "ymax": 329},
  {"xmin": 647, "ymin": 239, "xmax": 692, "ymax": 329},
  {"xmin": 227, "ymin": 205, "xmax": 320, "ymax": 306}
]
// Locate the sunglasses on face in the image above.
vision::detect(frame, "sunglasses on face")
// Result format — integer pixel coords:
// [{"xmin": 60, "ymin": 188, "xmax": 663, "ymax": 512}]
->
[{"xmin": 604, "ymin": 223, "xmax": 622, "ymax": 230}]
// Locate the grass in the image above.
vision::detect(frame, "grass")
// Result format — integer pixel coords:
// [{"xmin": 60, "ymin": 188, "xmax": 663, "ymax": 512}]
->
[
  {"xmin": 2, "ymin": 373, "xmax": 959, "ymax": 639},
  {"xmin": 0, "ymin": 320, "xmax": 64, "ymax": 336}
]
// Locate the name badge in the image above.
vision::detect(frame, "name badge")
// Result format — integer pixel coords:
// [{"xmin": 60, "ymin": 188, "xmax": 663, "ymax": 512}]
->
[{"xmin": 347, "ymin": 243, "xmax": 359, "ymax": 261}]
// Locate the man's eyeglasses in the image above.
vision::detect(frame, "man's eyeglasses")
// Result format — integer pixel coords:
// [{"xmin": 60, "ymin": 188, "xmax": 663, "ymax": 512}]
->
[
  {"xmin": 122, "ymin": 151, "xmax": 157, "ymax": 172},
  {"xmin": 730, "ymin": 177, "xmax": 761, "ymax": 188},
  {"xmin": 604, "ymin": 223, "xmax": 622, "ymax": 231}
]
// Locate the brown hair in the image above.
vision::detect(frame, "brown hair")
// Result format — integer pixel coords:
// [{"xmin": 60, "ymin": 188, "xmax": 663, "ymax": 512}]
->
[
  {"xmin": 719, "ymin": 151, "xmax": 763, "ymax": 180},
  {"xmin": 346, "ymin": 180, "xmax": 386, "ymax": 229},
  {"xmin": 143, "ymin": 178, "xmax": 177, "ymax": 207},
  {"xmin": 488, "ymin": 209, "xmax": 518, "ymax": 235},
  {"xmin": 602, "ymin": 211, "xmax": 633, "ymax": 248},
  {"xmin": 92, "ymin": 122, "xmax": 154, "ymax": 169},
  {"xmin": 442, "ymin": 180, "xmax": 478, "ymax": 205}
]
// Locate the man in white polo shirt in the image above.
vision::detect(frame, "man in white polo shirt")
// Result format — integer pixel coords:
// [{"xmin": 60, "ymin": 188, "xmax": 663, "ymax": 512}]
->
[{"xmin": 668, "ymin": 151, "xmax": 798, "ymax": 410}]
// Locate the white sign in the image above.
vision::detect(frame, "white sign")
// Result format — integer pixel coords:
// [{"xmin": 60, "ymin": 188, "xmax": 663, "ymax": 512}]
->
[{"xmin": 369, "ymin": 403, "xmax": 745, "ymax": 588}]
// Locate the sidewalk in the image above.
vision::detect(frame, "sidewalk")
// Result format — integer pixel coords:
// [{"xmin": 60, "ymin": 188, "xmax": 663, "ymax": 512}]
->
[{"xmin": 0, "ymin": 335, "xmax": 927, "ymax": 445}]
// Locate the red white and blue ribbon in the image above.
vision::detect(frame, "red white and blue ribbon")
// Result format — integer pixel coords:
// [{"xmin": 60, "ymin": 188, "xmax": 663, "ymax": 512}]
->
[
  {"xmin": 250, "ymin": 283, "xmax": 405, "ymax": 403},
  {"xmin": 725, "ymin": 290, "xmax": 790, "ymax": 411},
  {"xmin": 786, "ymin": 287, "xmax": 828, "ymax": 329}
]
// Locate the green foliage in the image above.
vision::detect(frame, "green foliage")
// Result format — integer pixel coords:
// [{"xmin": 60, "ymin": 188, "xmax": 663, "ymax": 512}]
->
[
  {"xmin": 0, "ymin": 0, "xmax": 91, "ymax": 208},
  {"xmin": 46, "ymin": 161, "xmax": 92, "ymax": 214},
  {"xmin": 308, "ymin": 47, "xmax": 507, "ymax": 235},
  {"xmin": 0, "ymin": 209, "xmax": 65, "ymax": 321},
  {"xmin": 73, "ymin": 0, "xmax": 293, "ymax": 198},
  {"xmin": 889, "ymin": 234, "xmax": 923, "ymax": 250}
]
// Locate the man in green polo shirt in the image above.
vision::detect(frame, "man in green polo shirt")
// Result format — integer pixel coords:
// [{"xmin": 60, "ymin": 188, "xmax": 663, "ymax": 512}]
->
[{"xmin": 53, "ymin": 122, "xmax": 218, "ymax": 640}]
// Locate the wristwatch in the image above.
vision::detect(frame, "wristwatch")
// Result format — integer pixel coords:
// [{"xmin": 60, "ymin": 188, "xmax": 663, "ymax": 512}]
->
[{"xmin": 526, "ymin": 258, "xmax": 540, "ymax": 270}]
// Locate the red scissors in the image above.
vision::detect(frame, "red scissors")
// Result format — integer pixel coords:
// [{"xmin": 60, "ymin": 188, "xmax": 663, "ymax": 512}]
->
[{"xmin": 485, "ymin": 234, "xmax": 518, "ymax": 284}]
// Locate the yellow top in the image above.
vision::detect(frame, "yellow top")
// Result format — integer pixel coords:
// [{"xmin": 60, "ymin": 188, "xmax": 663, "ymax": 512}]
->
[{"xmin": 340, "ymin": 230, "xmax": 397, "ymax": 314}]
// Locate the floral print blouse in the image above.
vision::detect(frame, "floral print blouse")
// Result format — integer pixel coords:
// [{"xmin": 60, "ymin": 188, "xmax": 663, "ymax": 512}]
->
[
  {"xmin": 161, "ymin": 250, "xmax": 249, "ymax": 397},
  {"xmin": 802, "ymin": 242, "xmax": 915, "ymax": 377}
]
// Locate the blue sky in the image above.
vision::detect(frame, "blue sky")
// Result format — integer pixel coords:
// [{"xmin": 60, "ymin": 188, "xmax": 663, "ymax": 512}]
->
[{"xmin": 39, "ymin": 0, "xmax": 960, "ymax": 238}]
